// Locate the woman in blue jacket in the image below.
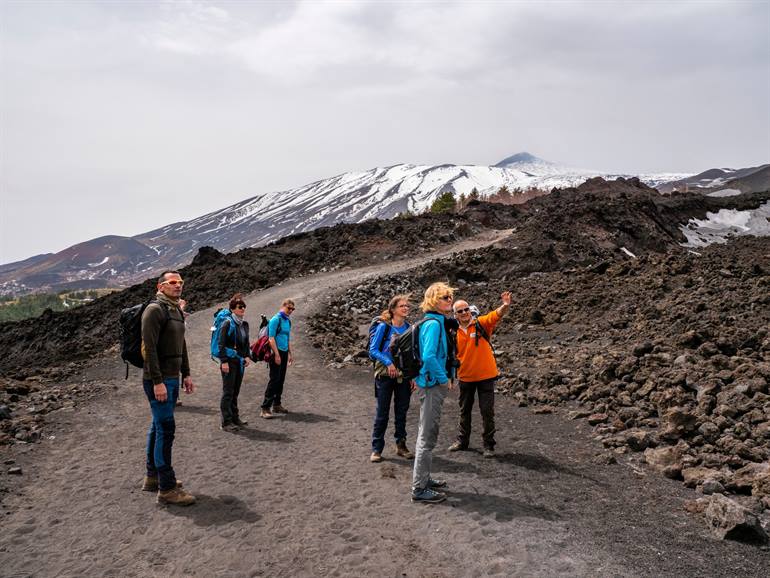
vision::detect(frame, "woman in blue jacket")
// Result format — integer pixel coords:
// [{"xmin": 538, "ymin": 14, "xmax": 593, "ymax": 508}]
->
[
  {"xmin": 218, "ymin": 293, "xmax": 251, "ymax": 432},
  {"xmin": 369, "ymin": 294, "xmax": 413, "ymax": 463},
  {"xmin": 412, "ymin": 282, "xmax": 456, "ymax": 504}
]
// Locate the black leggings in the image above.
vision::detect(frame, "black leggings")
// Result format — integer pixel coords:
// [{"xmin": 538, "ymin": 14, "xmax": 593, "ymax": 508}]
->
[
  {"xmin": 262, "ymin": 350, "xmax": 288, "ymax": 409},
  {"xmin": 220, "ymin": 360, "xmax": 244, "ymax": 425}
]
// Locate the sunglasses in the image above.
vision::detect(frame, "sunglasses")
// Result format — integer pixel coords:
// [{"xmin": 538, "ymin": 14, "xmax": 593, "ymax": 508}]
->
[
  {"xmin": 233, "ymin": 305, "xmax": 246, "ymax": 310},
  {"xmin": 162, "ymin": 279, "xmax": 184, "ymax": 287},
  {"xmin": 439, "ymin": 295, "xmax": 453, "ymax": 301},
  {"xmin": 454, "ymin": 307, "xmax": 470, "ymax": 314},
  {"xmin": 286, "ymin": 306, "xmax": 296, "ymax": 311}
]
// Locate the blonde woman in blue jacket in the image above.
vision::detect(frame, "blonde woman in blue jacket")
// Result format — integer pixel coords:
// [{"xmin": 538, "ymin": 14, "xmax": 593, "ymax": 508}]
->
[{"xmin": 411, "ymin": 282, "xmax": 456, "ymax": 504}]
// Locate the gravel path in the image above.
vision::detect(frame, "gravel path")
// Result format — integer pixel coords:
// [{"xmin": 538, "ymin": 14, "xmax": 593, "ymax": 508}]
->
[{"xmin": 1, "ymin": 230, "xmax": 768, "ymax": 577}]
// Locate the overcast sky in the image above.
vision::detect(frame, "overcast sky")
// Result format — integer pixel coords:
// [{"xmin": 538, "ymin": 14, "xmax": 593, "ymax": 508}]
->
[{"xmin": 1, "ymin": 0, "xmax": 769, "ymax": 264}]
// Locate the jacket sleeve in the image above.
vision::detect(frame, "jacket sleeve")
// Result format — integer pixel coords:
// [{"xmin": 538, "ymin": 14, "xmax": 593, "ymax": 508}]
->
[
  {"xmin": 141, "ymin": 304, "xmax": 165, "ymax": 385},
  {"xmin": 181, "ymin": 340, "xmax": 190, "ymax": 378},
  {"xmin": 480, "ymin": 310, "xmax": 500, "ymax": 336},
  {"xmin": 217, "ymin": 318, "xmax": 232, "ymax": 361},
  {"xmin": 368, "ymin": 323, "xmax": 393, "ymax": 366},
  {"xmin": 420, "ymin": 320, "xmax": 448, "ymax": 385}
]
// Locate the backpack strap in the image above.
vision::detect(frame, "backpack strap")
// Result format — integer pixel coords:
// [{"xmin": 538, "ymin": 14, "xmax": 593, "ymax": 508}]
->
[
  {"xmin": 154, "ymin": 300, "xmax": 184, "ymax": 360},
  {"xmin": 474, "ymin": 320, "xmax": 495, "ymax": 354}
]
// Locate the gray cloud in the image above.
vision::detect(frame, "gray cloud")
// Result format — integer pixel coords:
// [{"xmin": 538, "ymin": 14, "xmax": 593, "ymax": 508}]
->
[{"xmin": 1, "ymin": 0, "xmax": 768, "ymax": 263}]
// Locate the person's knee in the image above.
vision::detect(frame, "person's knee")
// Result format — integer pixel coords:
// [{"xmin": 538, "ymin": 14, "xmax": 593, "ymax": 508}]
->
[{"xmin": 159, "ymin": 417, "xmax": 175, "ymax": 438}]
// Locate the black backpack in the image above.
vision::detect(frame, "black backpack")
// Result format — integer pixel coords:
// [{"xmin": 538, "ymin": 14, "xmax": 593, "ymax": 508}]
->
[
  {"xmin": 119, "ymin": 300, "xmax": 174, "ymax": 379},
  {"xmin": 393, "ymin": 317, "xmax": 441, "ymax": 380}
]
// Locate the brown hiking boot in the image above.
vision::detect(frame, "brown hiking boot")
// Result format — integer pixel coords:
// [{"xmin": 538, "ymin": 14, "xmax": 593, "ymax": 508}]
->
[
  {"xmin": 272, "ymin": 405, "xmax": 288, "ymax": 414},
  {"xmin": 395, "ymin": 442, "xmax": 414, "ymax": 459},
  {"xmin": 260, "ymin": 408, "xmax": 274, "ymax": 419},
  {"xmin": 157, "ymin": 487, "xmax": 196, "ymax": 506},
  {"xmin": 142, "ymin": 477, "xmax": 182, "ymax": 492},
  {"xmin": 370, "ymin": 452, "xmax": 383, "ymax": 463},
  {"xmin": 448, "ymin": 441, "xmax": 467, "ymax": 452}
]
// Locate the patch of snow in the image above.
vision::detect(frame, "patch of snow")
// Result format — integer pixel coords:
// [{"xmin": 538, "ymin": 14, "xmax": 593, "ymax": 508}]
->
[
  {"xmin": 707, "ymin": 189, "xmax": 742, "ymax": 198},
  {"xmin": 88, "ymin": 257, "xmax": 109, "ymax": 267},
  {"xmin": 620, "ymin": 247, "xmax": 637, "ymax": 258},
  {"xmin": 681, "ymin": 202, "xmax": 770, "ymax": 247}
]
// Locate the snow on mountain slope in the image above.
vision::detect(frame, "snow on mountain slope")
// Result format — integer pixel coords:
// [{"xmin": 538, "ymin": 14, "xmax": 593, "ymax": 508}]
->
[
  {"xmin": 136, "ymin": 154, "xmax": 689, "ymax": 260},
  {"xmin": 0, "ymin": 152, "xmax": 700, "ymax": 295}
]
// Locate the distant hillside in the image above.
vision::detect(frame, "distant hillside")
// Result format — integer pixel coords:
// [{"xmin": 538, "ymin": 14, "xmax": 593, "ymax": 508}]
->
[
  {"xmin": 656, "ymin": 164, "xmax": 770, "ymax": 194},
  {"xmin": 11, "ymin": 153, "xmax": 763, "ymax": 298}
]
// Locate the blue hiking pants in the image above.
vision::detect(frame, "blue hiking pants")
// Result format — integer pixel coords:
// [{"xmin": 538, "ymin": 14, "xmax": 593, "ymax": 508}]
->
[
  {"xmin": 371, "ymin": 376, "xmax": 412, "ymax": 454},
  {"xmin": 143, "ymin": 378, "xmax": 179, "ymax": 491}
]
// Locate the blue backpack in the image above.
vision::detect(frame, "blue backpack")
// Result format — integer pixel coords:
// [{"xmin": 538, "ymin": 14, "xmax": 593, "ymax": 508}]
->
[{"xmin": 210, "ymin": 308, "xmax": 238, "ymax": 361}]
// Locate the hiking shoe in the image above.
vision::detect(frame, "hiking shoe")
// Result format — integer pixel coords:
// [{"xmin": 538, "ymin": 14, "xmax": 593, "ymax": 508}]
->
[
  {"xmin": 395, "ymin": 442, "xmax": 414, "ymax": 459},
  {"xmin": 220, "ymin": 423, "xmax": 240, "ymax": 433},
  {"xmin": 272, "ymin": 405, "xmax": 289, "ymax": 414},
  {"xmin": 483, "ymin": 448, "xmax": 495, "ymax": 459},
  {"xmin": 370, "ymin": 452, "xmax": 383, "ymax": 463},
  {"xmin": 260, "ymin": 408, "xmax": 274, "ymax": 419},
  {"xmin": 233, "ymin": 417, "xmax": 248, "ymax": 426},
  {"xmin": 428, "ymin": 478, "xmax": 447, "ymax": 489},
  {"xmin": 411, "ymin": 487, "xmax": 446, "ymax": 504},
  {"xmin": 142, "ymin": 477, "xmax": 182, "ymax": 492},
  {"xmin": 157, "ymin": 487, "xmax": 196, "ymax": 506},
  {"xmin": 448, "ymin": 441, "xmax": 467, "ymax": 452}
]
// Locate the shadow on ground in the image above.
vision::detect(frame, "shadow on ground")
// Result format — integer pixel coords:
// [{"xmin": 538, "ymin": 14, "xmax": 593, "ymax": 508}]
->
[
  {"xmin": 280, "ymin": 411, "xmax": 336, "ymax": 424},
  {"xmin": 175, "ymin": 405, "xmax": 217, "ymax": 416},
  {"xmin": 493, "ymin": 452, "xmax": 606, "ymax": 486},
  {"xmin": 448, "ymin": 490, "xmax": 560, "ymax": 523},
  {"xmin": 233, "ymin": 428, "xmax": 293, "ymax": 443},
  {"xmin": 164, "ymin": 494, "xmax": 260, "ymax": 526}
]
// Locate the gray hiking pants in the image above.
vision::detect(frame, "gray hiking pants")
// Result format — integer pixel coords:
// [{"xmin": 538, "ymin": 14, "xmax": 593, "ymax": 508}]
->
[{"xmin": 412, "ymin": 385, "xmax": 448, "ymax": 493}]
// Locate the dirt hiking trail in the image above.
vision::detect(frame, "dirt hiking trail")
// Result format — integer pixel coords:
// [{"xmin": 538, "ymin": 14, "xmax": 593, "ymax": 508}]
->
[{"xmin": 1, "ymin": 230, "xmax": 767, "ymax": 577}]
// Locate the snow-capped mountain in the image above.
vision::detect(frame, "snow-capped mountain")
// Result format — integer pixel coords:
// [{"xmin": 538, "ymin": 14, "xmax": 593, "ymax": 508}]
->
[
  {"xmin": 2, "ymin": 153, "xmax": 759, "ymax": 296},
  {"xmin": 131, "ymin": 154, "xmax": 688, "ymax": 264}
]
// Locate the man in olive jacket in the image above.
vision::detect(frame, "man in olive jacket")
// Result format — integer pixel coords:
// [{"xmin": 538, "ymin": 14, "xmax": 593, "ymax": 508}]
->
[{"xmin": 141, "ymin": 270, "xmax": 196, "ymax": 506}]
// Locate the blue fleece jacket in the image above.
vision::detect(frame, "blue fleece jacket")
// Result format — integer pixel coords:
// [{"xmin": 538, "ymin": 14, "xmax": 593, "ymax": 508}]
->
[
  {"xmin": 369, "ymin": 320, "xmax": 410, "ymax": 367},
  {"xmin": 415, "ymin": 312, "xmax": 449, "ymax": 388}
]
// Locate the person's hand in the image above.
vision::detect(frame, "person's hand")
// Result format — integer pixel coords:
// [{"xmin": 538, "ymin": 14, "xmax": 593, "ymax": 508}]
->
[
  {"xmin": 221, "ymin": 362, "xmax": 230, "ymax": 374},
  {"xmin": 501, "ymin": 291, "xmax": 512, "ymax": 306},
  {"xmin": 446, "ymin": 380, "xmax": 456, "ymax": 391},
  {"xmin": 410, "ymin": 381, "xmax": 417, "ymax": 392},
  {"xmin": 387, "ymin": 364, "xmax": 397, "ymax": 378},
  {"xmin": 288, "ymin": 352, "xmax": 294, "ymax": 366},
  {"xmin": 154, "ymin": 383, "xmax": 168, "ymax": 402},
  {"xmin": 183, "ymin": 376, "xmax": 195, "ymax": 394},
  {"xmin": 243, "ymin": 357, "xmax": 250, "ymax": 368},
  {"xmin": 274, "ymin": 353, "xmax": 282, "ymax": 366}
]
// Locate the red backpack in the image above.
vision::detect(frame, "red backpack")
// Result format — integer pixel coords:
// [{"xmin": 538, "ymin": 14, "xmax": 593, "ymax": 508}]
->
[{"xmin": 250, "ymin": 315, "xmax": 272, "ymax": 362}]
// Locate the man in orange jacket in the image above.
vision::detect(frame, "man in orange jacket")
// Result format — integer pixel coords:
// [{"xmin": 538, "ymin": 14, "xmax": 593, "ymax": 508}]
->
[{"xmin": 448, "ymin": 291, "xmax": 511, "ymax": 458}]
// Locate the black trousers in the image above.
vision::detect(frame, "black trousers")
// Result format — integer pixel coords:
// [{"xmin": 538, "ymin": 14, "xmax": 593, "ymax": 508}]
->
[
  {"xmin": 220, "ymin": 359, "xmax": 244, "ymax": 425},
  {"xmin": 262, "ymin": 349, "xmax": 288, "ymax": 409},
  {"xmin": 457, "ymin": 377, "xmax": 496, "ymax": 450}
]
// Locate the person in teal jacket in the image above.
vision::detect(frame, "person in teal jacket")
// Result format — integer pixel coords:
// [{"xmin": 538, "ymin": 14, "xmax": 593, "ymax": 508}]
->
[
  {"xmin": 260, "ymin": 298, "xmax": 295, "ymax": 418},
  {"xmin": 411, "ymin": 282, "xmax": 456, "ymax": 504}
]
